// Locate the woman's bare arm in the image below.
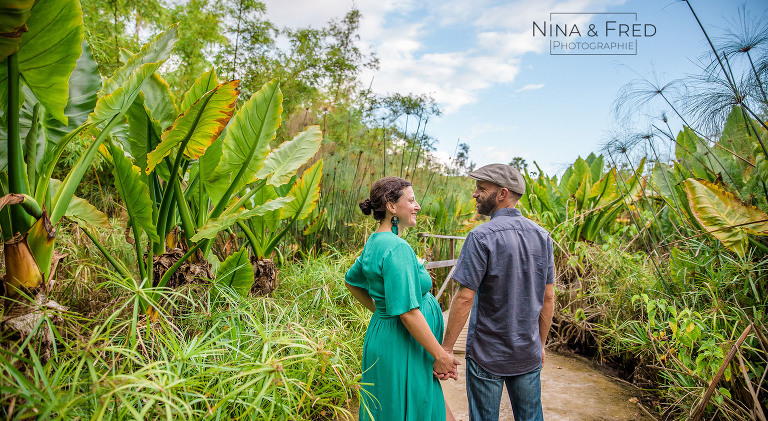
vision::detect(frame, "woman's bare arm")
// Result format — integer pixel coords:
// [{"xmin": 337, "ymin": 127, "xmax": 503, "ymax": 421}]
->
[
  {"xmin": 345, "ymin": 282, "xmax": 376, "ymax": 312},
  {"xmin": 400, "ymin": 309, "xmax": 461, "ymax": 376}
]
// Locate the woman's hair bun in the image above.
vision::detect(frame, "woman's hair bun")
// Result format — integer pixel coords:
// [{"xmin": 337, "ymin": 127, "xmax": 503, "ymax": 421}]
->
[{"xmin": 359, "ymin": 198, "xmax": 373, "ymax": 215}]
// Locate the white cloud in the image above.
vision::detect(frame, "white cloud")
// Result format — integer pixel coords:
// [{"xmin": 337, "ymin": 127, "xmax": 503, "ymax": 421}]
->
[
  {"xmin": 262, "ymin": 0, "xmax": 628, "ymax": 114},
  {"xmin": 516, "ymin": 83, "xmax": 545, "ymax": 92}
]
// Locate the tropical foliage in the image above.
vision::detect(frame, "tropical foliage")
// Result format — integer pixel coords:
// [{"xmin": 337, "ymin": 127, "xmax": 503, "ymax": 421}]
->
[{"xmin": 2, "ymin": 0, "xmax": 768, "ymax": 420}]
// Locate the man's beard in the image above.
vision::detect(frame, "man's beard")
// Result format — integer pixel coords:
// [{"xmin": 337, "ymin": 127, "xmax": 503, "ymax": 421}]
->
[{"xmin": 476, "ymin": 190, "xmax": 498, "ymax": 216}]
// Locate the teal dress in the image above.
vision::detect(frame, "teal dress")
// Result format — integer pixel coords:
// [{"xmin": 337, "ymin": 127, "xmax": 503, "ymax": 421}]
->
[{"xmin": 345, "ymin": 232, "xmax": 446, "ymax": 421}]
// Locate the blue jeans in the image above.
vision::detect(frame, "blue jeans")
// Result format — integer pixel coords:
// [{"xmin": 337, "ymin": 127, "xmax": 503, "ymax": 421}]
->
[{"xmin": 466, "ymin": 357, "xmax": 543, "ymax": 421}]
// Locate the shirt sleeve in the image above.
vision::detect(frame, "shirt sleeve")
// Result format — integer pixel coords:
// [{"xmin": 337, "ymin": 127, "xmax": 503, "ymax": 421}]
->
[
  {"xmin": 451, "ymin": 230, "xmax": 488, "ymax": 291},
  {"xmin": 381, "ymin": 243, "xmax": 422, "ymax": 316},
  {"xmin": 344, "ymin": 256, "xmax": 368, "ymax": 289},
  {"xmin": 546, "ymin": 235, "xmax": 555, "ymax": 285}
]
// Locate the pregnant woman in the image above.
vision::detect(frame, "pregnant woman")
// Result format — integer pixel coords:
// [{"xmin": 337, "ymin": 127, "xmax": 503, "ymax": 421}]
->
[{"xmin": 345, "ymin": 177, "xmax": 458, "ymax": 420}]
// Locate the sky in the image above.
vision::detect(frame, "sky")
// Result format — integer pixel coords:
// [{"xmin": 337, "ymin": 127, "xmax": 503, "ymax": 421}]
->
[{"xmin": 262, "ymin": 0, "xmax": 768, "ymax": 176}]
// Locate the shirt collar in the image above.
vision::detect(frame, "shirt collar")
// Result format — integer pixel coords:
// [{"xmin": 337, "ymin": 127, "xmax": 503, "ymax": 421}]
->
[{"xmin": 491, "ymin": 207, "xmax": 521, "ymax": 219}]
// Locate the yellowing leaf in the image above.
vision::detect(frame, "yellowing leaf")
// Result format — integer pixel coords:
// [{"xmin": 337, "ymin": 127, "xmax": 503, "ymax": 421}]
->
[
  {"xmin": 207, "ymin": 80, "xmax": 282, "ymax": 204},
  {"xmin": 684, "ymin": 178, "xmax": 768, "ymax": 258},
  {"xmin": 146, "ymin": 80, "xmax": 239, "ymax": 173}
]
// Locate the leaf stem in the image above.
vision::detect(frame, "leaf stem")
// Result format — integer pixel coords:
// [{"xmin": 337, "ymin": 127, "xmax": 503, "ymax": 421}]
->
[
  {"xmin": 7, "ymin": 53, "xmax": 32, "ymax": 234},
  {"xmin": 80, "ymin": 226, "xmax": 132, "ymax": 280}
]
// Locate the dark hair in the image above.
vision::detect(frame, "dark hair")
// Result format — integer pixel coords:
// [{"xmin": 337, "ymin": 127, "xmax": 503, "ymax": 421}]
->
[{"xmin": 358, "ymin": 177, "xmax": 412, "ymax": 221}]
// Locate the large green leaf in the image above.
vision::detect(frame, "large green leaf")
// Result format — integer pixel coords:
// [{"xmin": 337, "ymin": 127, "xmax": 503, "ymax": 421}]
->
[
  {"xmin": 44, "ymin": 40, "xmax": 101, "ymax": 147},
  {"xmin": 109, "ymin": 142, "xmax": 159, "ymax": 242},
  {"xmin": 49, "ymin": 179, "xmax": 109, "ymax": 228},
  {"xmin": 282, "ymin": 160, "xmax": 323, "ymax": 220},
  {"xmin": 119, "ymin": 48, "xmax": 178, "ymax": 132},
  {"xmin": 249, "ymin": 185, "xmax": 281, "ymax": 238},
  {"xmin": 88, "ymin": 27, "xmax": 177, "ymax": 126},
  {"xmin": 0, "ymin": 0, "xmax": 35, "ymax": 59},
  {"xmin": 101, "ymin": 25, "xmax": 177, "ymax": 96},
  {"xmin": 180, "ymin": 68, "xmax": 219, "ymax": 112},
  {"xmin": 651, "ymin": 163, "xmax": 679, "ymax": 200},
  {"xmin": 588, "ymin": 168, "xmax": 617, "ymax": 201},
  {"xmin": 143, "ymin": 74, "xmax": 178, "ymax": 132},
  {"xmin": 255, "ymin": 125, "xmax": 322, "ymax": 186},
  {"xmin": 207, "ymin": 80, "xmax": 282, "ymax": 204},
  {"xmin": 675, "ymin": 127, "xmax": 712, "ymax": 180},
  {"xmin": 52, "ymin": 27, "xmax": 177, "ymax": 224},
  {"xmin": 588, "ymin": 154, "xmax": 604, "ymax": 183},
  {"xmin": 718, "ymin": 106, "xmax": 756, "ymax": 175},
  {"xmin": 191, "ymin": 197, "xmax": 294, "ymax": 242},
  {"xmin": 200, "ymin": 134, "xmax": 223, "ymax": 194},
  {"xmin": 0, "ymin": 85, "xmax": 43, "ymax": 172},
  {"xmin": 214, "ymin": 247, "xmax": 253, "ymax": 298},
  {"xmin": 0, "ymin": 0, "xmax": 83, "ymax": 125},
  {"xmin": 146, "ymin": 80, "xmax": 239, "ymax": 173},
  {"xmin": 117, "ymin": 93, "xmax": 163, "ymax": 174},
  {"xmin": 684, "ymin": 178, "xmax": 768, "ymax": 258}
]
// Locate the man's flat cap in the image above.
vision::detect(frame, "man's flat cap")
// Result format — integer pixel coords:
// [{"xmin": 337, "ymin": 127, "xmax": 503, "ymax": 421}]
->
[{"xmin": 469, "ymin": 164, "xmax": 526, "ymax": 195}]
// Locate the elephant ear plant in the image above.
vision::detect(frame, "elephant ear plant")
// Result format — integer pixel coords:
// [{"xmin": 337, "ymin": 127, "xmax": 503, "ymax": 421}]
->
[
  {"xmin": 0, "ymin": 0, "xmax": 177, "ymax": 332},
  {"xmin": 84, "ymin": 62, "xmax": 323, "ymax": 314}
]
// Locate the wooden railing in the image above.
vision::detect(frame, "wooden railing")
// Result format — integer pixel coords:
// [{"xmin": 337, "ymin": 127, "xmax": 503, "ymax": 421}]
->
[{"xmin": 417, "ymin": 233, "xmax": 466, "ymax": 301}]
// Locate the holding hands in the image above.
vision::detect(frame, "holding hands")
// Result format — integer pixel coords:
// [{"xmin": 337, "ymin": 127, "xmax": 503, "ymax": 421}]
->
[{"xmin": 433, "ymin": 347, "xmax": 461, "ymax": 380}]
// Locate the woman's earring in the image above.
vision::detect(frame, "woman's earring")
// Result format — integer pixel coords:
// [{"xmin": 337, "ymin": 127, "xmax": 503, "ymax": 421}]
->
[{"xmin": 390, "ymin": 216, "xmax": 400, "ymax": 235}]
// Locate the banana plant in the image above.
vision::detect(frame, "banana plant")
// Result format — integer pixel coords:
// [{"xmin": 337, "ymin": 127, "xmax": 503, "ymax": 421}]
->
[{"xmin": 0, "ymin": 0, "xmax": 175, "ymax": 319}]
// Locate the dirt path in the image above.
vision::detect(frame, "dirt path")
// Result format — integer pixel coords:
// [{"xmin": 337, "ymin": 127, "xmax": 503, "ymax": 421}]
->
[
  {"xmin": 441, "ymin": 352, "xmax": 651, "ymax": 421},
  {"xmin": 441, "ymin": 312, "xmax": 651, "ymax": 420}
]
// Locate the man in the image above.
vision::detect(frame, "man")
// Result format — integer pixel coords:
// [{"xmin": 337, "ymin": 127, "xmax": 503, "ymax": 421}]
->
[{"xmin": 442, "ymin": 163, "xmax": 555, "ymax": 421}]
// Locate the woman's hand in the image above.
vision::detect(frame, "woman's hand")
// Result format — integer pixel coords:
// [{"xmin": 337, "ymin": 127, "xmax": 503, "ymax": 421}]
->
[{"xmin": 433, "ymin": 349, "xmax": 460, "ymax": 380}]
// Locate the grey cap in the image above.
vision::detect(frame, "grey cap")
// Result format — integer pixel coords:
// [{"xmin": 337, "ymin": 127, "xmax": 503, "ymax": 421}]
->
[{"xmin": 469, "ymin": 164, "xmax": 526, "ymax": 195}]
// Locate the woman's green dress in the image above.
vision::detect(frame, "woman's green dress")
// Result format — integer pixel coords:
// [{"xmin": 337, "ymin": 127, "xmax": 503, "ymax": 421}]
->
[{"xmin": 345, "ymin": 232, "xmax": 446, "ymax": 421}]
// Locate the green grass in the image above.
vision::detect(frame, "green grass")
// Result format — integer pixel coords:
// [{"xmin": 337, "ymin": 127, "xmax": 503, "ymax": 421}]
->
[{"xmin": 1, "ymin": 238, "xmax": 369, "ymax": 420}]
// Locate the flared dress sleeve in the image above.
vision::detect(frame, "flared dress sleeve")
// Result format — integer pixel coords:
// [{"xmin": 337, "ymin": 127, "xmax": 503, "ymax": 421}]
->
[
  {"xmin": 345, "ymin": 256, "xmax": 369, "ymax": 290},
  {"xmin": 345, "ymin": 256, "xmax": 368, "ymax": 289},
  {"xmin": 381, "ymin": 243, "xmax": 422, "ymax": 316}
]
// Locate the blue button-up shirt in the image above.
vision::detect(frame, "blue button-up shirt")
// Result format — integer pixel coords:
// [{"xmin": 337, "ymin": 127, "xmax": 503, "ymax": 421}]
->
[{"xmin": 452, "ymin": 207, "xmax": 555, "ymax": 376}]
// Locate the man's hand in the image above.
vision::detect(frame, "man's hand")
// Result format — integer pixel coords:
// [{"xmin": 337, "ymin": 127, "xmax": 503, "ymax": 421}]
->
[{"xmin": 542, "ymin": 346, "xmax": 546, "ymax": 365}]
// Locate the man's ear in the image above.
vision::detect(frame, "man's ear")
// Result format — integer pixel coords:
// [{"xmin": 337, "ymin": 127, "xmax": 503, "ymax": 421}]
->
[{"xmin": 498, "ymin": 187, "xmax": 509, "ymax": 201}]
